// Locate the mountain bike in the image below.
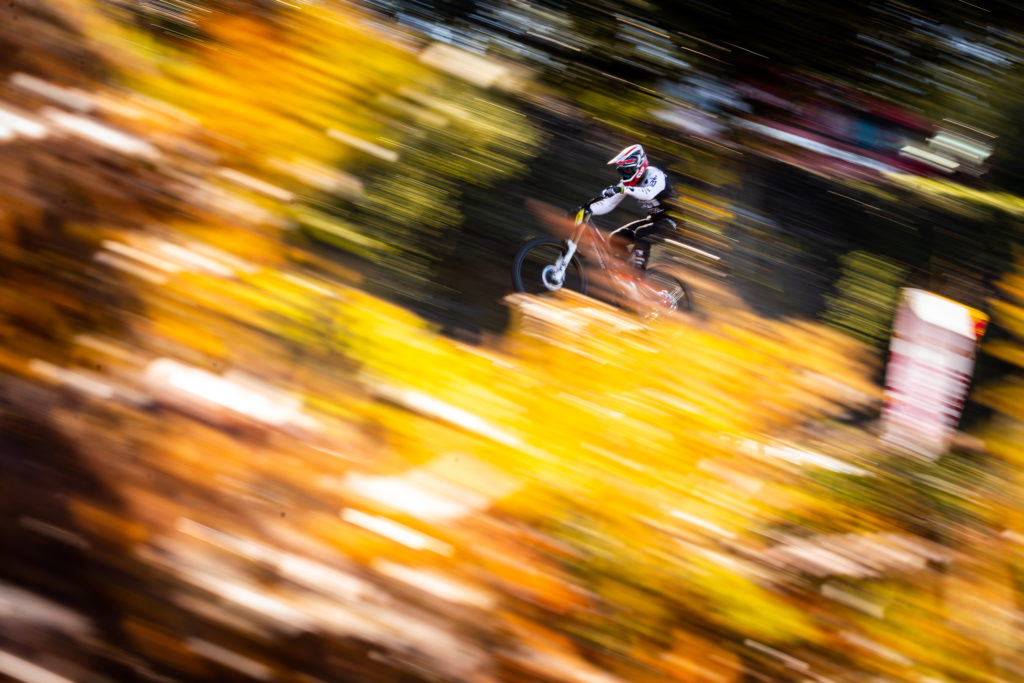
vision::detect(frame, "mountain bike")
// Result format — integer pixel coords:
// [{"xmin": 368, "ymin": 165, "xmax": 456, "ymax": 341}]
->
[{"xmin": 511, "ymin": 207, "xmax": 693, "ymax": 317}]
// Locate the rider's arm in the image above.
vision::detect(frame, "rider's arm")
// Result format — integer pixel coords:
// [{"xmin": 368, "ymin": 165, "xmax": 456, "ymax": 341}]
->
[
  {"xmin": 587, "ymin": 188, "xmax": 625, "ymax": 215},
  {"xmin": 622, "ymin": 167, "xmax": 666, "ymax": 200}
]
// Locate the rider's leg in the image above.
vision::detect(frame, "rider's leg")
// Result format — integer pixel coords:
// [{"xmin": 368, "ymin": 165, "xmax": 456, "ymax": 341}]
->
[
  {"xmin": 609, "ymin": 218, "xmax": 649, "ymax": 262},
  {"xmin": 632, "ymin": 215, "xmax": 677, "ymax": 271}
]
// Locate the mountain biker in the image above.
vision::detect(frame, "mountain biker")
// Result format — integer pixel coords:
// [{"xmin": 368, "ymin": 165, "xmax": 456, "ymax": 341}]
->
[{"xmin": 578, "ymin": 144, "xmax": 677, "ymax": 275}]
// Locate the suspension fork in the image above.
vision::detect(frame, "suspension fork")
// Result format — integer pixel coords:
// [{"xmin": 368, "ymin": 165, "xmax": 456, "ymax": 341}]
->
[{"xmin": 553, "ymin": 222, "xmax": 587, "ymax": 278}]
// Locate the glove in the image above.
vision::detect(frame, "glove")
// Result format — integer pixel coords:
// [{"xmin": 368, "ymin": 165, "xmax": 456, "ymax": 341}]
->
[
  {"xmin": 572, "ymin": 204, "xmax": 591, "ymax": 216},
  {"xmin": 601, "ymin": 185, "xmax": 622, "ymax": 198}
]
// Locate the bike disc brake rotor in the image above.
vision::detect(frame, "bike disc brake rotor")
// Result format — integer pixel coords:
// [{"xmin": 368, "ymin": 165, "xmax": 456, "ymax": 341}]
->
[
  {"xmin": 640, "ymin": 279, "xmax": 681, "ymax": 310},
  {"xmin": 655, "ymin": 289, "xmax": 679, "ymax": 310},
  {"xmin": 541, "ymin": 264, "xmax": 565, "ymax": 291}
]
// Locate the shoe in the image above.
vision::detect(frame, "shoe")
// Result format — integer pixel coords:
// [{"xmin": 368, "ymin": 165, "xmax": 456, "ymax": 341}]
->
[{"xmin": 625, "ymin": 246, "xmax": 646, "ymax": 270}]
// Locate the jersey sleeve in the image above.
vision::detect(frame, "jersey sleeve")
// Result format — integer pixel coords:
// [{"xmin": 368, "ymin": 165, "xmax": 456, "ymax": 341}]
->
[
  {"xmin": 588, "ymin": 190, "xmax": 625, "ymax": 215},
  {"xmin": 623, "ymin": 167, "xmax": 666, "ymax": 200}
]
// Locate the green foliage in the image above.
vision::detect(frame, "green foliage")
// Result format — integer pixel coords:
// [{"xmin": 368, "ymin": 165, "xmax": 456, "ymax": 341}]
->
[
  {"xmin": 823, "ymin": 250, "xmax": 908, "ymax": 345},
  {"xmin": 352, "ymin": 87, "xmax": 544, "ymax": 295}
]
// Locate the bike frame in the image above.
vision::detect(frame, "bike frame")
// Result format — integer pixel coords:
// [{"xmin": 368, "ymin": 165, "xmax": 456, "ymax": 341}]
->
[
  {"xmin": 526, "ymin": 204, "xmax": 688, "ymax": 315},
  {"xmin": 550, "ymin": 208, "xmax": 623, "ymax": 292}
]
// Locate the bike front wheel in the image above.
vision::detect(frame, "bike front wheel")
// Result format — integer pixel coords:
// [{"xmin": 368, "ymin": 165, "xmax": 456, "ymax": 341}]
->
[{"xmin": 512, "ymin": 238, "xmax": 587, "ymax": 296}]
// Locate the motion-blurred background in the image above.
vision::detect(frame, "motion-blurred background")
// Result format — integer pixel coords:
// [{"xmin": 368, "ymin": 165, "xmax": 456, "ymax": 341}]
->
[{"xmin": 2, "ymin": 0, "xmax": 1024, "ymax": 681}]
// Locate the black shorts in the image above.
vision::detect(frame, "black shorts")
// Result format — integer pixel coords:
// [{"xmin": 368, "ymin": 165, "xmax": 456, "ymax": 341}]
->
[{"xmin": 609, "ymin": 214, "xmax": 676, "ymax": 246}]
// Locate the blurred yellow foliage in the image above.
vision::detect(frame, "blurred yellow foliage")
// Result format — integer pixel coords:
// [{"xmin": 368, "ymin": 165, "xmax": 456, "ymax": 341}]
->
[{"xmin": 5, "ymin": 2, "xmax": 1023, "ymax": 681}]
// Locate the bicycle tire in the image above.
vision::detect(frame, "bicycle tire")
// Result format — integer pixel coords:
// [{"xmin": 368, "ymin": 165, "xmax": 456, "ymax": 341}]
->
[{"xmin": 511, "ymin": 238, "xmax": 588, "ymax": 296}]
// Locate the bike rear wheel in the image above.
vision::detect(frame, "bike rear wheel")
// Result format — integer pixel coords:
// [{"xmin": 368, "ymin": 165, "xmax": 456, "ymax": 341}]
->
[
  {"xmin": 640, "ymin": 266, "xmax": 693, "ymax": 313},
  {"xmin": 512, "ymin": 238, "xmax": 587, "ymax": 296}
]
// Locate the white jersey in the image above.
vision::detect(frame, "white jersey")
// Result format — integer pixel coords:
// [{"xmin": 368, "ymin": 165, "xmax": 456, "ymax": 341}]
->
[{"xmin": 589, "ymin": 166, "xmax": 673, "ymax": 216}]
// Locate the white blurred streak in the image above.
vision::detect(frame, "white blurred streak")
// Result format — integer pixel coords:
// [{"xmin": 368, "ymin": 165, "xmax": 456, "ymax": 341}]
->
[
  {"xmin": 156, "ymin": 536, "xmax": 475, "ymax": 677},
  {"xmin": 268, "ymin": 157, "xmax": 364, "ymax": 196},
  {"xmin": 340, "ymin": 509, "xmax": 453, "ymax": 555},
  {"xmin": 147, "ymin": 239, "xmax": 236, "ymax": 277},
  {"xmin": 669, "ymin": 509, "xmax": 737, "ymax": 539},
  {"xmin": 73, "ymin": 334, "xmax": 147, "ymax": 365},
  {"xmin": 899, "ymin": 145, "xmax": 959, "ymax": 172},
  {"xmin": 298, "ymin": 601, "xmax": 388, "ymax": 640},
  {"xmin": 91, "ymin": 93, "xmax": 153, "ymax": 122},
  {"xmin": 506, "ymin": 293, "xmax": 645, "ymax": 335},
  {"xmin": 742, "ymin": 440, "xmax": 872, "ymax": 476},
  {"xmin": 187, "ymin": 241, "xmax": 260, "ymax": 274},
  {"xmin": 845, "ymin": 534, "xmax": 928, "ymax": 570},
  {"xmin": 357, "ymin": 606, "xmax": 481, "ymax": 673},
  {"xmin": 28, "ymin": 359, "xmax": 116, "ymax": 399},
  {"xmin": 175, "ymin": 595, "xmax": 269, "ymax": 637},
  {"xmin": 526, "ymin": 29, "xmax": 582, "ymax": 52},
  {"xmin": 514, "ymin": 295, "xmax": 587, "ymax": 334},
  {"xmin": 743, "ymin": 639, "xmax": 810, "ymax": 672},
  {"xmin": 0, "ymin": 655, "xmax": 76, "ymax": 683},
  {"xmin": 145, "ymin": 359, "xmax": 307, "ymax": 428},
  {"xmin": 176, "ymin": 518, "xmax": 274, "ymax": 562},
  {"xmin": 419, "ymin": 43, "xmax": 509, "ymax": 88},
  {"xmin": 653, "ymin": 108, "xmax": 727, "ymax": 140},
  {"xmin": 187, "ymin": 639, "xmax": 272, "ymax": 680},
  {"xmin": 177, "ymin": 517, "xmax": 382, "ymax": 603},
  {"xmin": 880, "ymin": 533, "xmax": 951, "ymax": 564},
  {"xmin": 1001, "ymin": 529, "xmax": 1024, "ymax": 545},
  {"xmin": 697, "ymin": 459, "xmax": 763, "ymax": 494},
  {"xmin": 43, "ymin": 108, "xmax": 159, "ymax": 159},
  {"xmin": 663, "ymin": 238, "xmax": 722, "ymax": 261},
  {"xmin": 930, "ymin": 132, "xmax": 992, "ymax": 164},
  {"xmin": 278, "ymin": 555, "xmax": 380, "ymax": 603},
  {"xmin": 18, "ymin": 517, "xmax": 89, "ymax": 549},
  {"xmin": 373, "ymin": 561, "xmax": 495, "ymax": 609},
  {"xmin": 345, "ymin": 473, "xmax": 476, "ymax": 522},
  {"xmin": 737, "ymin": 120, "xmax": 900, "ymax": 173},
  {"xmin": 327, "ymin": 129, "xmax": 399, "ymax": 162},
  {"xmin": 102, "ymin": 240, "xmax": 184, "ymax": 274},
  {"xmin": 343, "ymin": 452, "xmax": 517, "ymax": 522},
  {"xmin": 507, "ymin": 649, "xmax": 627, "ymax": 683},
  {"xmin": 774, "ymin": 542, "xmax": 876, "ymax": 579},
  {"xmin": 10, "ymin": 72, "xmax": 93, "ymax": 111},
  {"xmin": 369, "ymin": 382, "xmax": 526, "ymax": 450},
  {"xmin": 282, "ymin": 273, "xmax": 336, "ymax": 298},
  {"xmin": 820, "ymin": 583, "xmax": 886, "ymax": 618},
  {"xmin": 94, "ymin": 251, "xmax": 170, "ymax": 284},
  {"xmin": 691, "ymin": 547, "xmax": 748, "ymax": 573},
  {"xmin": 0, "ymin": 652, "xmax": 75, "ymax": 683},
  {"xmin": 942, "ymin": 118, "xmax": 996, "ymax": 138},
  {"xmin": 762, "ymin": 533, "xmax": 945, "ymax": 579},
  {"xmin": 126, "ymin": 92, "xmax": 201, "ymax": 125},
  {"xmin": 188, "ymin": 180, "xmax": 281, "ymax": 226},
  {"xmin": 420, "ymin": 453, "xmax": 521, "ymax": 501},
  {"xmin": 186, "ymin": 572, "xmax": 314, "ymax": 631},
  {"xmin": 218, "ymin": 168, "xmax": 295, "ymax": 202},
  {"xmin": 0, "ymin": 105, "xmax": 48, "ymax": 140},
  {"xmin": 0, "ymin": 583, "xmax": 92, "ymax": 635},
  {"xmin": 838, "ymin": 632, "xmax": 913, "ymax": 666}
]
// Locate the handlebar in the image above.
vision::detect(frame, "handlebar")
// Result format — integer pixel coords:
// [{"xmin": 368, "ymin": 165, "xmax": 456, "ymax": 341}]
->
[{"xmin": 569, "ymin": 195, "xmax": 607, "ymax": 222}]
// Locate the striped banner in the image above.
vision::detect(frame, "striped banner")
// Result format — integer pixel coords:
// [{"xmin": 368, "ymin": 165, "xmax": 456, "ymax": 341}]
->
[{"xmin": 880, "ymin": 288, "xmax": 988, "ymax": 459}]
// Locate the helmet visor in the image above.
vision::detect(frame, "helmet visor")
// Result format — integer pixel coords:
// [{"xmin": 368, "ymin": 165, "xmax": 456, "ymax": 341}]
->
[{"xmin": 617, "ymin": 164, "xmax": 639, "ymax": 181}]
